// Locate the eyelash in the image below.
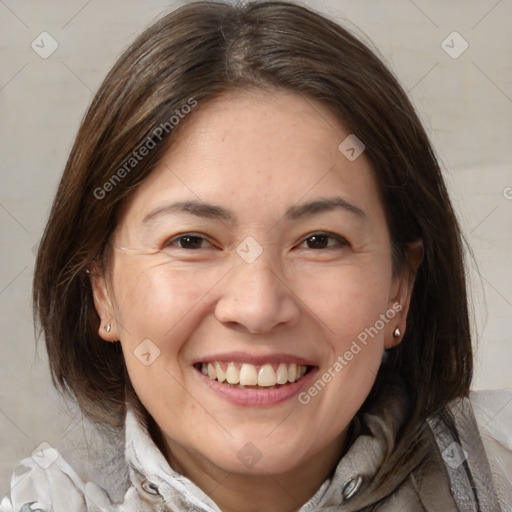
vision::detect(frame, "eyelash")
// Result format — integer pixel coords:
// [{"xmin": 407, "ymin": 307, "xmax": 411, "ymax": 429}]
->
[{"xmin": 165, "ymin": 232, "xmax": 350, "ymax": 251}]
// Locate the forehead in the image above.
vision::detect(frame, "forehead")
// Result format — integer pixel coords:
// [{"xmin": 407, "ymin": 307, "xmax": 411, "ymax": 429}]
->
[{"xmin": 118, "ymin": 89, "xmax": 384, "ymax": 227}]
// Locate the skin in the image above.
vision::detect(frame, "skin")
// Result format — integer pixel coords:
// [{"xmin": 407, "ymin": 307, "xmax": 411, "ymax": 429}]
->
[{"xmin": 92, "ymin": 89, "xmax": 421, "ymax": 512}]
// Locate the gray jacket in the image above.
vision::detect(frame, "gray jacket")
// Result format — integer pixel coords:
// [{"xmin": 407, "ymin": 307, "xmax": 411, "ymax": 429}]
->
[{"xmin": 2, "ymin": 380, "xmax": 511, "ymax": 511}]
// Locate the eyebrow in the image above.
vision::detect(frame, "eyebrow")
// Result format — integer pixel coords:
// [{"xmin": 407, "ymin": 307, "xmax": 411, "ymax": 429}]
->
[
  {"xmin": 143, "ymin": 201, "xmax": 233, "ymax": 224},
  {"xmin": 142, "ymin": 197, "xmax": 366, "ymax": 225},
  {"xmin": 285, "ymin": 197, "xmax": 366, "ymax": 220}
]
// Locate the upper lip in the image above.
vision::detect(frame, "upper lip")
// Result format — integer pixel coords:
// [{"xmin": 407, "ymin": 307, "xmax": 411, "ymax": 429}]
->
[{"xmin": 193, "ymin": 351, "xmax": 318, "ymax": 366}]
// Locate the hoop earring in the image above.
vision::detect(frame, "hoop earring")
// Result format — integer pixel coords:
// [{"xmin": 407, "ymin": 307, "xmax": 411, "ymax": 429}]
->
[
  {"xmin": 105, "ymin": 323, "xmax": 111, "ymax": 333},
  {"xmin": 393, "ymin": 328, "xmax": 401, "ymax": 338}
]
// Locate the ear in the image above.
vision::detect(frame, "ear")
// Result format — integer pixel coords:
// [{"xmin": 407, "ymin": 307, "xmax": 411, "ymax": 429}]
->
[
  {"xmin": 89, "ymin": 264, "xmax": 120, "ymax": 342},
  {"xmin": 385, "ymin": 239, "xmax": 423, "ymax": 349}
]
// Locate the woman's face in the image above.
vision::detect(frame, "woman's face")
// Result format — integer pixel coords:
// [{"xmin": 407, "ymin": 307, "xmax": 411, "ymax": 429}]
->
[{"xmin": 93, "ymin": 90, "xmax": 413, "ymax": 476}]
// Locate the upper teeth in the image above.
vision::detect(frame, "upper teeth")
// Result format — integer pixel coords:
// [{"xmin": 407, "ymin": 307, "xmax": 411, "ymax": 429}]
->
[{"xmin": 200, "ymin": 362, "xmax": 308, "ymax": 386}]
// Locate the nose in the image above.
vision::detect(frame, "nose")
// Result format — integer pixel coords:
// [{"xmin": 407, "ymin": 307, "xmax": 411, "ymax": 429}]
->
[{"xmin": 214, "ymin": 256, "xmax": 301, "ymax": 334}]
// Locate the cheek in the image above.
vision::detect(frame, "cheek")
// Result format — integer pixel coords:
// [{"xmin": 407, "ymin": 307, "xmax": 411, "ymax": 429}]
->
[
  {"xmin": 110, "ymin": 261, "xmax": 233, "ymax": 405},
  {"xmin": 111, "ymin": 262, "xmax": 215, "ymax": 417},
  {"xmin": 111, "ymin": 261, "xmax": 225, "ymax": 342},
  {"xmin": 294, "ymin": 265, "xmax": 392, "ymax": 431},
  {"xmin": 293, "ymin": 261, "xmax": 393, "ymax": 345}
]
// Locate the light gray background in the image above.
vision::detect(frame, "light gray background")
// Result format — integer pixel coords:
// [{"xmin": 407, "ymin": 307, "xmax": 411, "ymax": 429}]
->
[{"xmin": 1, "ymin": 0, "xmax": 511, "ymax": 495}]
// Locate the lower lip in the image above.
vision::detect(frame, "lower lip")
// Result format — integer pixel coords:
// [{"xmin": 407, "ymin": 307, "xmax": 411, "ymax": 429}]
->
[{"xmin": 194, "ymin": 367, "xmax": 318, "ymax": 407}]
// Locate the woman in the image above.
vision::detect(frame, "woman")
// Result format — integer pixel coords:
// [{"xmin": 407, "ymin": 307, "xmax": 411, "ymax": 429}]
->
[{"xmin": 2, "ymin": 1, "xmax": 510, "ymax": 511}]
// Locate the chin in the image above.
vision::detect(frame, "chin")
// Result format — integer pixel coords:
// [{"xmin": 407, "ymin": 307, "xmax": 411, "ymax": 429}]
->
[{"xmin": 213, "ymin": 445, "xmax": 307, "ymax": 476}]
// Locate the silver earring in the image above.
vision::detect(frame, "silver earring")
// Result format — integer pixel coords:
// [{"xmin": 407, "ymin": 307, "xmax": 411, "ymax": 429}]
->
[
  {"xmin": 393, "ymin": 328, "xmax": 401, "ymax": 338},
  {"xmin": 105, "ymin": 323, "xmax": 111, "ymax": 333}
]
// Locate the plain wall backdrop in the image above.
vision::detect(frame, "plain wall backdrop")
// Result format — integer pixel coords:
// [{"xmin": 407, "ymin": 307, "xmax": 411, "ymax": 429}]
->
[{"xmin": 1, "ymin": 0, "xmax": 511, "ymax": 495}]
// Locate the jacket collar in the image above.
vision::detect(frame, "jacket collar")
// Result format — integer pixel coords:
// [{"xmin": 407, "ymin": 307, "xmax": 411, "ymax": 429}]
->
[{"xmin": 123, "ymin": 378, "xmax": 431, "ymax": 511}]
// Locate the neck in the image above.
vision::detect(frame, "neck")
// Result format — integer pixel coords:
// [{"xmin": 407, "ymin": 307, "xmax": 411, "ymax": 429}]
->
[{"xmin": 155, "ymin": 429, "xmax": 348, "ymax": 512}]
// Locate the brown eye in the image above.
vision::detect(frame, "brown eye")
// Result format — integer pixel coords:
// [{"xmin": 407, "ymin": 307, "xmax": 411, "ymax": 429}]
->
[
  {"xmin": 299, "ymin": 233, "xmax": 349, "ymax": 250},
  {"xmin": 305, "ymin": 234, "xmax": 330, "ymax": 249},
  {"xmin": 177, "ymin": 235, "xmax": 204, "ymax": 249},
  {"xmin": 166, "ymin": 234, "xmax": 213, "ymax": 249}
]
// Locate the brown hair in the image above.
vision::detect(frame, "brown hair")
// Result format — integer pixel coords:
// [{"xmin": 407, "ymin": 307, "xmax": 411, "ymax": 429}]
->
[{"xmin": 34, "ymin": 0, "xmax": 472, "ymax": 430}]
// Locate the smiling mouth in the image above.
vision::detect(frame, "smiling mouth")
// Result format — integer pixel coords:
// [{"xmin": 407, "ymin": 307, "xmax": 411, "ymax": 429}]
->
[{"xmin": 194, "ymin": 362, "xmax": 313, "ymax": 389}]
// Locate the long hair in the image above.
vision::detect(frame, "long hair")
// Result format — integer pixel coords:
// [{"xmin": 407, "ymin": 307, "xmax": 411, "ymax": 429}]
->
[{"xmin": 33, "ymin": 0, "xmax": 472, "ymax": 430}]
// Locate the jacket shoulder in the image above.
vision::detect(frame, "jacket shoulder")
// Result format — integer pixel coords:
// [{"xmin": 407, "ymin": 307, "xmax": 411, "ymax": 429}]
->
[
  {"xmin": 0, "ymin": 446, "xmax": 116, "ymax": 512},
  {"xmin": 470, "ymin": 389, "xmax": 512, "ymax": 446},
  {"xmin": 469, "ymin": 388, "xmax": 512, "ymax": 511}
]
